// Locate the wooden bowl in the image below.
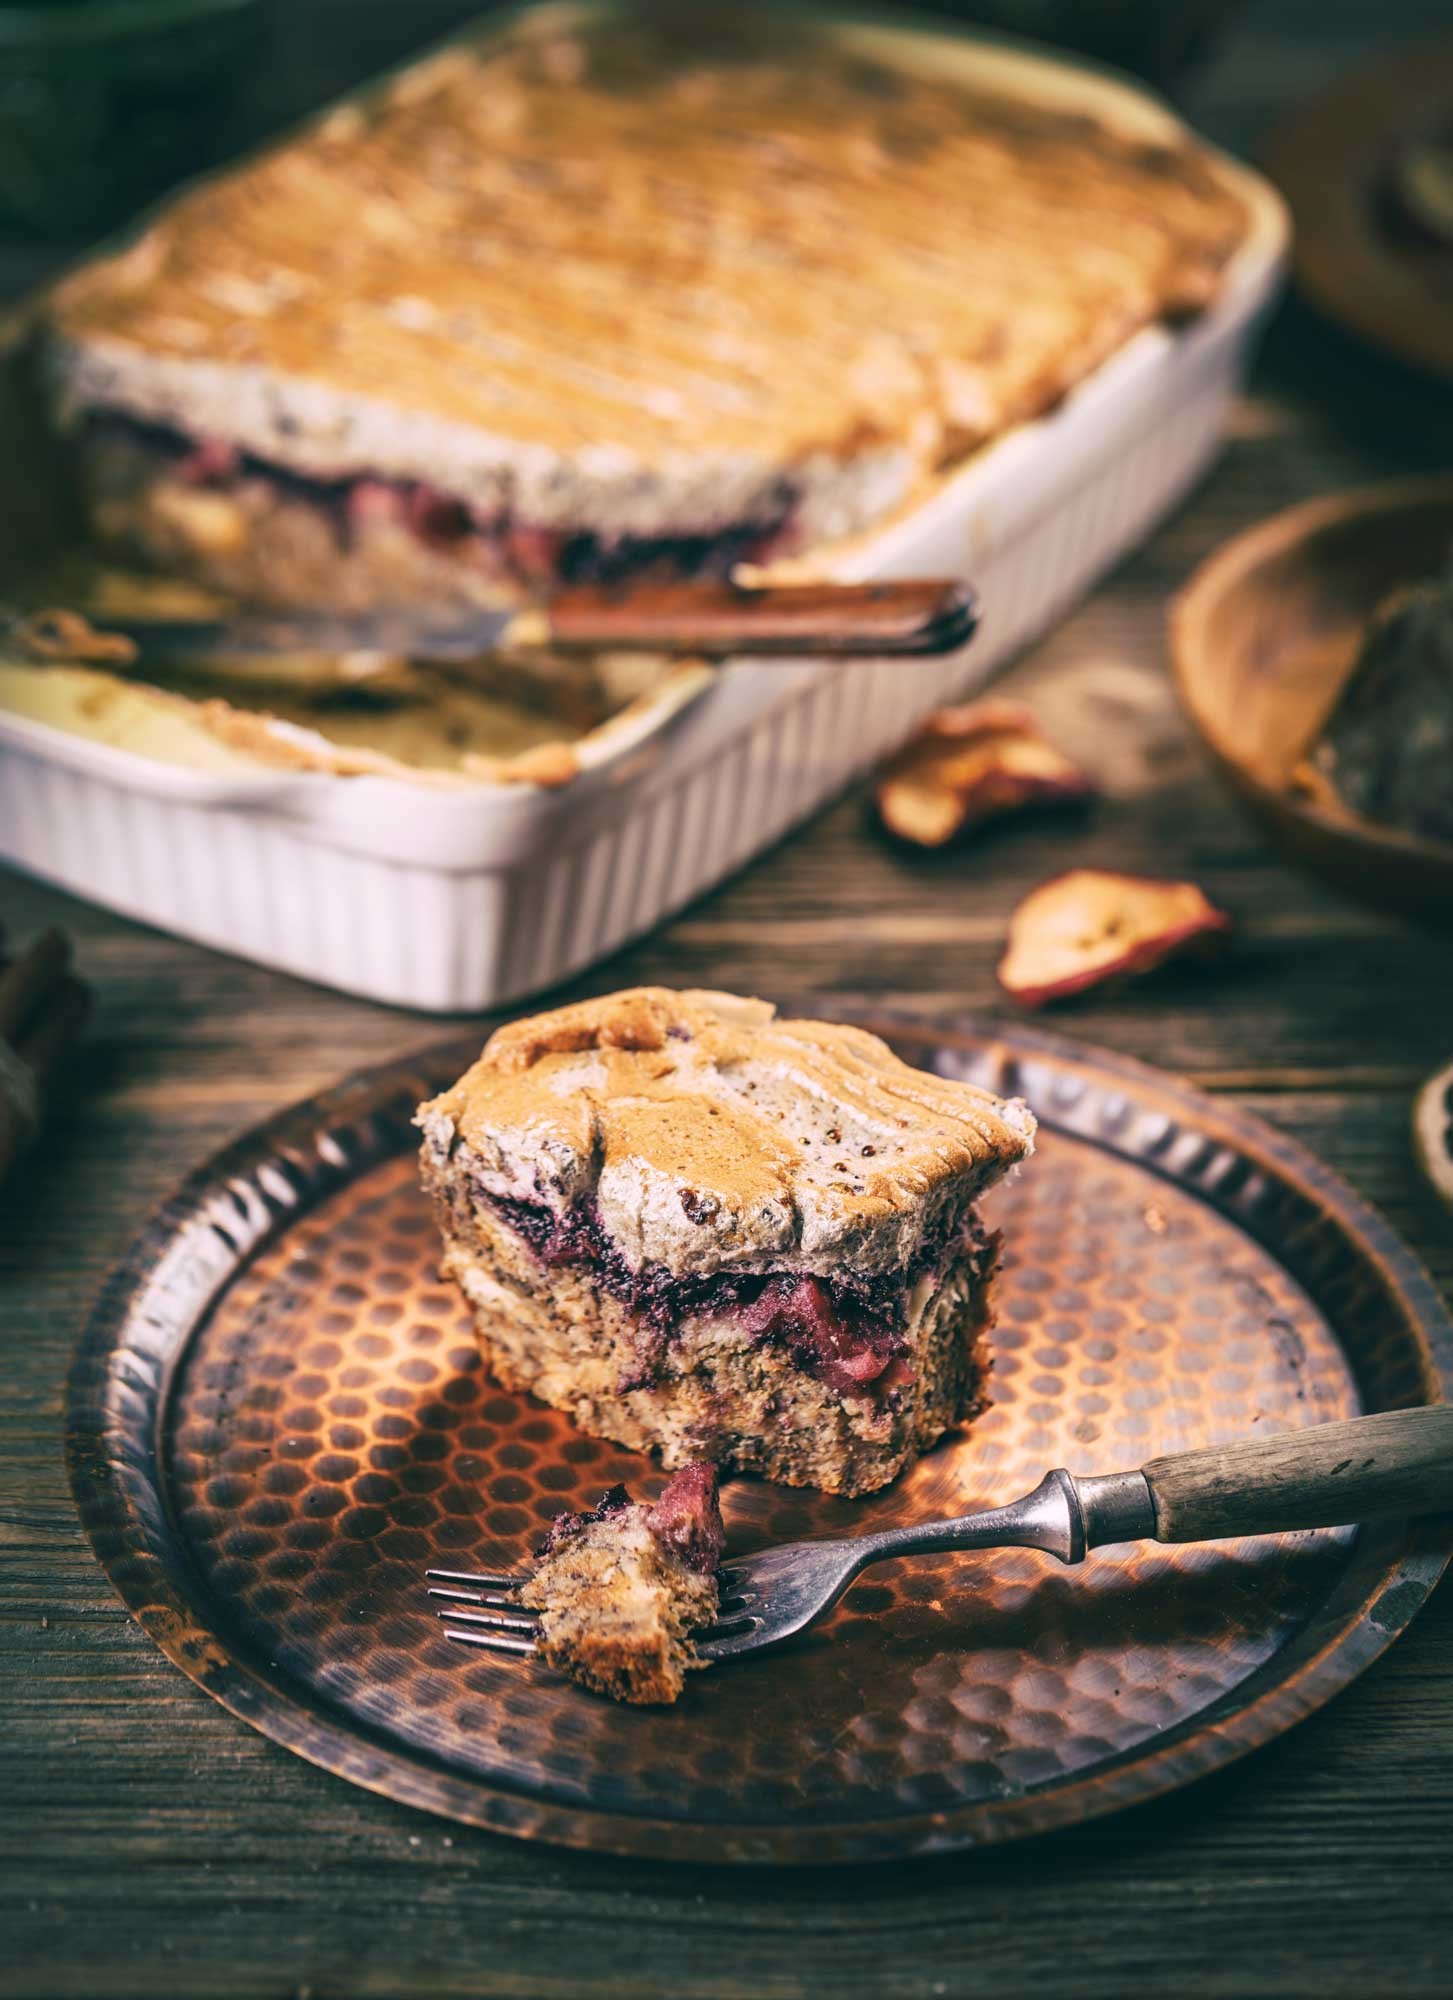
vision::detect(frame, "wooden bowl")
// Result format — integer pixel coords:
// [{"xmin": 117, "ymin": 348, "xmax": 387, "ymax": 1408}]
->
[
  {"xmin": 1263, "ymin": 37, "xmax": 1453, "ymax": 382},
  {"xmin": 1171, "ymin": 477, "xmax": 1453, "ymax": 928}
]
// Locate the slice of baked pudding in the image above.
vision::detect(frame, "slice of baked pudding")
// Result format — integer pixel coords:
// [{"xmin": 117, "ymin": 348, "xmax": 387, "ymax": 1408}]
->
[
  {"xmin": 43, "ymin": 12, "xmax": 1247, "ymax": 608},
  {"xmin": 520, "ymin": 1462, "xmax": 725, "ymax": 1705},
  {"xmin": 418, "ymin": 988, "xmax": 1034, "ymax": 1497}
]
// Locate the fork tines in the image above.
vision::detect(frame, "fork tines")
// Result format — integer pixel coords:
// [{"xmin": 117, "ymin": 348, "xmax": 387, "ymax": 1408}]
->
[
  {"xmin": 424, "ymin": 1563, "xmax": 746, "ymax": 1662},
  {"xmin": 425, "ymin": 1565, "xmax": 540, "ymax": 1658},
  {"xmin": 425, "ymin": 1567, "xmax": 525, "ymax": 1590}
]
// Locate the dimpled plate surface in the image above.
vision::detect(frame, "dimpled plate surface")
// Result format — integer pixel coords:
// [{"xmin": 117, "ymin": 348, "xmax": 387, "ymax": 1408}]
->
[{"xmin": 67, "ymin": 1013, "xmax": 1453, "ymax": 1863}]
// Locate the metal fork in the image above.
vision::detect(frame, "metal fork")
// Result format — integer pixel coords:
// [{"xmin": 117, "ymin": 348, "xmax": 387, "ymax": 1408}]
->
[{"xmin": 426, "ymin": 1408, "xmax": 1453, "ymax": 1667}]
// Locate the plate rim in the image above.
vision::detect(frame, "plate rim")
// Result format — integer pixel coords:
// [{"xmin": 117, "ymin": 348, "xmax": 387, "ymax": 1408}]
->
[{"xmin": 65, "ymin": 1009, "xmax": 1453, "ymax": 1864}]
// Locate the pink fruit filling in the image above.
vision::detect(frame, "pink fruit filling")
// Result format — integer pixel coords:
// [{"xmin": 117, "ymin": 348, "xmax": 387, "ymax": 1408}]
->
[
  {"xmin": 731, "ymin": 1275, "xmax": 901, "ymax": 1397},
  {"xmin": 642, "ymin": 1462, "xmax": 727, "ymax": 1574},
  {"xmin": 86, "ymin": 412, "xmax": 803, "ymax": 588},
  {"xmin": 476, "ymin": 1183, "xmax": 993, "ymax": 1402}
]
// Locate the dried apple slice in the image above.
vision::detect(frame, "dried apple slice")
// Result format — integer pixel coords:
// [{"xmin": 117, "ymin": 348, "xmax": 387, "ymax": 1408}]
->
[
  {"xmin": 1413, "ymin": 1058, "xmax": 1453, "ymax": 1213},
  {"xmin": 998, "ymin": 869, "xmax": 1231, "ymax": 1007},
  {"xmin": 875, "ymin": 699, "xmax": 1093, "ymax": 848}
]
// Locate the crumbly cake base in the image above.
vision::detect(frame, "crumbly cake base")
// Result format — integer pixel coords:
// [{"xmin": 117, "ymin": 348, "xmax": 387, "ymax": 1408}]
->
[
  {"xmin": 424, "ymin": 1177, "xmax": 995, "ymax": 1498},
  {"xmin": 520, "ymin": 1511, "xmax": 718, "ymax": 1706},
  {"xmin": 80, "ymin": 423, "xmax": 512, "ymax": 612}
]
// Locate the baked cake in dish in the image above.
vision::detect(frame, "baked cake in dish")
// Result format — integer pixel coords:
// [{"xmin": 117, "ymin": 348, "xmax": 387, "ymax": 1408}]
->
[
  {"xmin": 44, "ymin": 10, "xmax": 1247, "ymax": 609},
  {"xmin": 520, "ymin": 1462, "xmax": 725, "ymax": 1704},
  {"xmin": 417, "ymin": 988, "xmax": 1035, "ymax": 1496}
]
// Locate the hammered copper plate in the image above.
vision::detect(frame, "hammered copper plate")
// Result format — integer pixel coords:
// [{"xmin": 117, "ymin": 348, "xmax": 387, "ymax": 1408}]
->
[{"xmin": 67, "ymin": 1014, "xmax": 1452, "ymax": 1863}]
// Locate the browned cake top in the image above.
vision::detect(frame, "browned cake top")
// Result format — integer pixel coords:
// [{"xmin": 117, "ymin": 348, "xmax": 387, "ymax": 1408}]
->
[
  {"xmin": 51, "ymin": 12, "xmax": 1247, "ymax": 476},
  {"xmin": 420, "ymin": 988, "xmax": 1034, "ymax": 1275}
]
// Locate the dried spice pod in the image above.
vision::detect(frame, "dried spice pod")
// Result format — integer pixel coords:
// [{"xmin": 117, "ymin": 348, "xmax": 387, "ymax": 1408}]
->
[
  {"xmin": 998, "ymin": 868, "xmax": 1231, "ymax": 1007},
  {"xmin": 875, "ymin": 699, "xmax": 1094, "ymax": 848},
  {"xmin": 1412, "ymin": 1059, "xmax": 1453, "ymax": 1213},
  {"xmin": 0, "ymin": 926, "xmax": 93, "ymax": 1180}
]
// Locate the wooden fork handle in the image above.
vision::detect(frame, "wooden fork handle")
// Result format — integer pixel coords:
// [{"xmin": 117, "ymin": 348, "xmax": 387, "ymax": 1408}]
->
[
  {"xmin": 542, "ymin": 578, "xmax": 978, "ymax": 657},
  {"xmin": 1139, "ymin": 1405, "xmax": 1453, "ymax": 1542}
]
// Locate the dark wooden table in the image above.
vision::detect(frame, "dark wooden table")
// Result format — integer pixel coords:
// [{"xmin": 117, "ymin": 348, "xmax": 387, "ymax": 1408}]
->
[{"xmin": 5, "ymin": 7, "xmax": 1453, "ymax": 1997}]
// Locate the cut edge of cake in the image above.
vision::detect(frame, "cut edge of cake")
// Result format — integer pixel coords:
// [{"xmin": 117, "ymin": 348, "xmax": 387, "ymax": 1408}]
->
[{"xmin": 418, "ymin": 988, "xmax": 1034, "ymax": 1497}]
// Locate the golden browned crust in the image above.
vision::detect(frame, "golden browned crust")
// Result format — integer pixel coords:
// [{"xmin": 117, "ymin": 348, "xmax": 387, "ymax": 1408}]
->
[
  {"xmin": 47, "ymin": 14, "xmax": 1248, "ymax": 515},
  {"xmin": 421, "ymin": 989, "xmax": 1035, "ymax": 1279}
]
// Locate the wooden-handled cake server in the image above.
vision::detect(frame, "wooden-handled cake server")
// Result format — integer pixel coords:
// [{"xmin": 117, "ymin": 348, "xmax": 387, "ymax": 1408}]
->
[{"xmin": 85, "ymin": 577, "xmax": 979, "ymax": 668}]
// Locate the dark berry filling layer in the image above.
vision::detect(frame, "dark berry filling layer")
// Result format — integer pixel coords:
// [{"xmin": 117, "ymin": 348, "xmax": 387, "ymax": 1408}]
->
[
  {"xmin": 538, "ymin": 1462, "xmax": 725, "ymax": 1575},
  {"xmin": 481, "ymin": 1185, "xmax": 990, "ymax": 1399},
  {"xmin": 83, "ymin": 411, "xmax": 801, "ymax": 589},
  {"xmin": 538, "ymin": 1481, "xmax": 630, "ymax": 1560}
]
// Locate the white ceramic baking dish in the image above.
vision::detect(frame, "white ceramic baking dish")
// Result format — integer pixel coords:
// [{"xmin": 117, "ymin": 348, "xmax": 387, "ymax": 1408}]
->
[{"xmin": 0, "ymin": 9, "xmax": 1288, "ymax": 1012}]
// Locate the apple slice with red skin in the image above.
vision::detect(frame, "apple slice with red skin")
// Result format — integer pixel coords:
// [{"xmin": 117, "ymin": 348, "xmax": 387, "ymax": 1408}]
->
[
  {"xmin": 875, "ymin": 699, "xmax": 1094, "ymax": 848},
  {"xmin": 999, "ymin": 869, "xmax": 1231, "ymax": 1008}
]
